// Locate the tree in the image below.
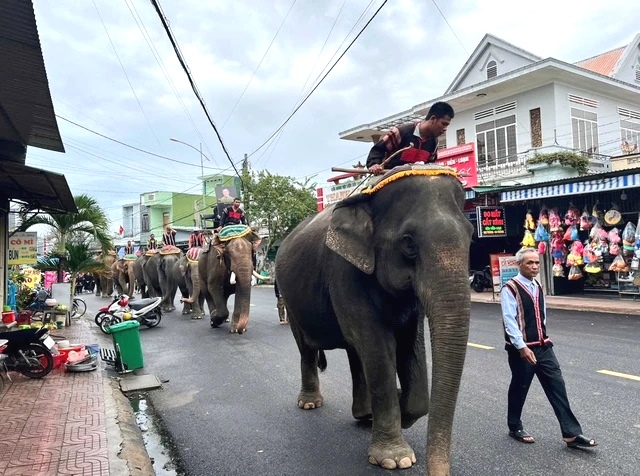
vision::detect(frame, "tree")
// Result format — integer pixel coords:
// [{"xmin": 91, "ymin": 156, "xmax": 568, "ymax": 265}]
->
[
  {"xmin": 242, "ymin": 170, "xmax": 316, "ymax": 261},
  {"xmin": 18, "ymin": 194, "xmax": 113, "ymax": 253}
]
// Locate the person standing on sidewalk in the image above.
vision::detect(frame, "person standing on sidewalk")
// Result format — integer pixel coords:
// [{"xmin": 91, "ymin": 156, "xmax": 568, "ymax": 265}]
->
[{"xmin": 500, "ymin": 247, "xmax": 597, "ymax": 448}]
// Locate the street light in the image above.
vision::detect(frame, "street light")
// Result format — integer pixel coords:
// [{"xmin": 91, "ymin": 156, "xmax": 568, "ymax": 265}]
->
[{"xmin": 170, "ymin": 137, "xmax": 211, "ymax": 215}]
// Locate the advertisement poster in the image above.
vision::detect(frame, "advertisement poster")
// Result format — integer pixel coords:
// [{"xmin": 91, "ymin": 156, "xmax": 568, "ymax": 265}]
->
[
  {"xmin": 8, "ymin": 232, "xmax": 37, "ymax": 265},
  {"xmin": 477, "ymin": 206, "xmax": 507, "ymax": 238},
  {"xmin": 21, "ymin": 267, "xmax": 42, "ymax": 290},
  {"xmin": 498, "ymin": 256, "xmax": 519, "ymax": 291},
  {"xmin": 434, "ymin": 142, "xmax": 478, "ymax": 188},
  {"xmin": 215, "ymin": 185, "xmax": 237, "ymax": 205},
  {"xmin": 490, "ymin": 253, "xmax": 511, "ymax": 292},
  {"xmin": 44, "ymin": 271, "xmax": 58, "ymax": 290}
]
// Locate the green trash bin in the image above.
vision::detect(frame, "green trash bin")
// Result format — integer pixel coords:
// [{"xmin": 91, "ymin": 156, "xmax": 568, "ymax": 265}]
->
[{"xmin": 107, "ymin": 320, "xmax": 144, "ymax": 371}]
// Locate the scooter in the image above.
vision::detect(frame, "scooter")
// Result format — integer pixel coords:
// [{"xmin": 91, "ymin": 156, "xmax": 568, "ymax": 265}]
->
[
  {"xmin": 94, "ymin": 295, "xmax": 121, "ymax": 326},
  {"xmin": 0, "ymin": 327, "xmax": 55, "ymax": 378},
  {"xmin": 99, "ymin": 295, "xmax": 162, "ymax": 334},
  {"xmin": 470, "ymin": 265, "xmax": 493, "ymax": 293}
]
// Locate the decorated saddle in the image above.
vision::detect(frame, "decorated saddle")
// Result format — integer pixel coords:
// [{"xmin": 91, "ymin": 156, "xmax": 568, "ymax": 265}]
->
[
  {"xmin": 217, "ymin": 224, "xmax": 252, "ymax": 242},
  {"xmin": 361, "ymin": 164, "xmax": 459, "ymax": 196},
  {"xmin": 160, "ymin": 244, "xmax": 182, "ymax": 255},
  {"xmin": 123, "ymin": 254, "xmax": 137, "ymax": 261},
  {"xmin": 186, "ymin": 247, "xmax": 201, "ymax": 263},
  {"xmin": 145, "ymin": 249, "xmax": 159, "ymax": 257}
]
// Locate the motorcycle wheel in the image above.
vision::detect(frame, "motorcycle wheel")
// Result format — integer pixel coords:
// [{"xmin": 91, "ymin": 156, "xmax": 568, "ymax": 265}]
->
[
  {"xmin": 471, "ymin": 277, "xmax": 485, "ymax": 293},
  {"xmin": 100, "ymin": 315, "xmax": 122, "ymax": 334},
  {"xmin": 95, "ymin": 311, "xmax": 108, "ymax": 326},
  {"xmin": 12, "ymin": 343, "xmax": 54, "ymax": 379},
  {"xmin": 145, "ymin": 311, "xmax": 162, "ymax": 328}
]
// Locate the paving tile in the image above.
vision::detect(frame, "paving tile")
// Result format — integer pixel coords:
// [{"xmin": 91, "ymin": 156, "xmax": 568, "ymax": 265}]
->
[
  {"xmin": 0, "ymin": 412, "xmax": 28, "ymax": 436},
  {"xmin": 58, "ymin": 444, "xmax": 109, "ymax": 475},
  {"xmin": 21, "ymin": 415, "xmax": 67, "ymax": 440},
  {"xmin": 0, "ymin": 440, "xmax": 18, "ymax": 463},
  {"xmin": 67, "ymin": 406, "xmax": 105, "ymax": 427},
  {"xmin": 3, "ymin": 461, "xmax": 59, "ymax": 476},
  {"xmin": 27, "ymin": 401, "xmax": 69, "ymax": 418},
  {"xmin": 63, "ymin": 422, "xmax": 108, "ymax": 449},
  {"xmin": 37, "ymin": 386, "xmax": 74, "ymax": 404},
  {"xmin": 69, "ymin": 391, "xmax": 106, "ymax": 411},
  {"xmin": 10, "ymin": 437, "xmax": 63, "ymax": 466}
]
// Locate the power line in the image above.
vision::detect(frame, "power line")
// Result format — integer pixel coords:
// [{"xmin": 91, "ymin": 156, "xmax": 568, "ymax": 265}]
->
[
  {"xmin": 148, "ymin": 0, "xmax": 244, "ymax": 190},
  {"xmin": 221, "ymin": 0, "xmax": 297, "ymax": 130},
  {"xmin": 247, "ymin": 0, "xmax": 389, "ymax": 159},
  {"xmin": 92, "ymin": 0, "xmax": 161, "ymax": 145}
]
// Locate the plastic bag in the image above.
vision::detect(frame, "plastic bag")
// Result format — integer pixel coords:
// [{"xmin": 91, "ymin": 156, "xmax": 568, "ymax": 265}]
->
[
  {"xmin": 534, "ymin": 223, "xmax": 549, "ymax": 242},
  {"xmin": 521, "ymin": 230, "xmax": 536, "ymax": 247},
  {"xmin": 548, "ymin": 209, "xmax": 561, "ymax": 232},
  {"xmin": 524, "ymin": 211, "xmax": 536, "ymax": 231},
  {"xmin": 552, "ymin": 261, "xmax": 565, "ymax": 277},
  {"xmin": 584, "ymin": 262, "xmax": 603, "ymax": 274},
  {"xmin": 608, "ymin": 228, "xmax": 621, "ymax": 244},
  {"xmin": 568, "ymin": 265, "xmax": 583, "ymax": 280},
  {"xmin": 564, "ymin": 204, "xmax": 580, "ymax": 226},
  {"xmin": 608, "ymin": 254, "xmax": 629, "ymax": 272},
  {"xmin": 622, "ymin": 222, "xmax": 636, "ymax": 251},
  {"xmin": 538, "ymin": 241, "xmax": 546, "ymax": 255},
  {"xmin": 579, "ymin": 207, "xmax": 592, "ymax": 231},
  {"xmin": 538, "ymin": 208, "xmax": 549, "ymax": 227}
]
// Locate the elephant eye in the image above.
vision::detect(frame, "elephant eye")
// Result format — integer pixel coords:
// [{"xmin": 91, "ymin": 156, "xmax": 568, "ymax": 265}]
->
[{"xmin": 400, "ymin": 234, "xmax": 417, "ymax": 259}]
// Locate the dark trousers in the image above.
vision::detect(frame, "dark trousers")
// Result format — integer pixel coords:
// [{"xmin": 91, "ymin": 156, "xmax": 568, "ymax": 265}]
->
[{"xmin": 507, "ymin": 345, "xmax": 582, "ymax": 438}]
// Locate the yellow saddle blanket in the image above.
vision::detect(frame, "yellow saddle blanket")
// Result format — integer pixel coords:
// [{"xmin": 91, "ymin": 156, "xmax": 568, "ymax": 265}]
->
[{"xmin": 361, "ymin": 164, "xmax": 458, "ymax": 196}]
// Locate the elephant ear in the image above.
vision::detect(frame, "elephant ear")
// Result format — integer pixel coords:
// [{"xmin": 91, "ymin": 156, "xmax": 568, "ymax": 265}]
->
[
  {"xmin": 248, "ymin": 231, "xmax": 262, "ymax": 251},
  {"xmin": 326, "ymin": 196, "xmax": 374, "ymax": 274}
]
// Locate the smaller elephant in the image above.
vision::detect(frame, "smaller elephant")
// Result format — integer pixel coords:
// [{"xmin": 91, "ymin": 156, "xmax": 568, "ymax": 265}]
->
[
  {"xmin": 134, "ymin": 254, "xmax": 151, "ymax": 298},
  {"xmin": 179, "ymin": 249, "xmax": 206, "ymax": 319},
  {"xmin": 112, "ymin": 258, "xmax": 136, "ymax": 298},
  {"xmin": 144, "ymin": 250, "xmax": 181, "ymax": 313}
]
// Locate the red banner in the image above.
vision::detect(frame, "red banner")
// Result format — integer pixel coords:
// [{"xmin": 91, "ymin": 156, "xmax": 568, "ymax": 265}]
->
[{"xmin": 434, "ymin": 142, "xmax": 478, "ymax": 188}]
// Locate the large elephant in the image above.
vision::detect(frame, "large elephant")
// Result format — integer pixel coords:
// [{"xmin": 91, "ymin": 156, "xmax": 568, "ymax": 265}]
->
[
  {"xmin": 198, "ymin": 230, "xmax": 263, "ymax": 333},
  {"xmin": 179, "ymin": 249, "xmax": 208, "ymax": 319},
  {"xmin": 133, "ymin": 254, "xmax": 151, "ymax": 298},
  {"xmin": 274, "ymin": 165, "xmax": 473, "ymax": 474},
  {"xmin": 94, "ymin": 251, "xmax": 117, "ymax": 298},
  {"xmin": 112, "ymin": 258, "xmax": 136, "ymax": 298},
  {"xmin": 173, "ymin": 255, "xmax": 193, "ymax": 315},
  {"xmin": 144, "ymin": 251, "xmax": 182, "ymax": 312}
]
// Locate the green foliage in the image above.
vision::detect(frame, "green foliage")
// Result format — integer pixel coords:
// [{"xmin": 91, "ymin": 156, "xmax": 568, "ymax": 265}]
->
[
  {"xmin": 242, "ymin": 170, "xmax": 317, "ymax": 257},
  {"xmin": 17, "ymin": 194, "xmax": 113, "ymax": 253},
  {"xmin": 527, "ymin": 152, "xmax": 589, "ymax": 175}
]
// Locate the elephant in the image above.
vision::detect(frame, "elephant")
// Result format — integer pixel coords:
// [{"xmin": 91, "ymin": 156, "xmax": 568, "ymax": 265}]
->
[
  {"xmin": 274, "ymin": 165, "xmax": 473, "ymax": 474},
  {"xmin": 198, "ymin": 230, "xmax": 263, "ymax": 333},
  {"xmin": 173, "ymin": 256, "xmax": 194, "ymax": 315},
  {"xmin": 112, "ymin": 258, "xmax": 136, "ymax": 298},
  {"xmin": 177, "ymin": 248, "xmax": 204, "ymax": 319},
  {"xmin": 144, "ymin": 251, "xmax": 182, "ymax": 312},
  {"xmin": 94, "ymin": 251, "xmax": 117, "ymax": 298},
  {"xmin": 133, "ymin": 254, "xmax": 151, "ymax": 298}
]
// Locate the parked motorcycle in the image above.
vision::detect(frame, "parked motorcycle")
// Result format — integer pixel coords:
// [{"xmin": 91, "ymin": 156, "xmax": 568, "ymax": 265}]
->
[
  {"xmin": 99, "ymin": 295, "xmax": 162, "ymax": 334},
  {"xmin": 94, "ymin": 295, "xmax": 121, "ymax": 326},
  {"xmin": 0, "ymin": 327, "xmax": 55, "ymax": 378},
  {"xmin": 470, "ymin": 265, "xmax": 493, "ymax": 293}
]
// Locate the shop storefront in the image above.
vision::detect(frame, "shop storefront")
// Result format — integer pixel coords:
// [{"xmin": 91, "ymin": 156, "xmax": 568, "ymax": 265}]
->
[{"xmin": 499, "ymin": 170, "xmax": 640, "ymax": 296}]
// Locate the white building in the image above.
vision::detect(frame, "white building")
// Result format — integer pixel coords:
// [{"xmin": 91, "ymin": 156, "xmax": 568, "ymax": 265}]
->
[
  {"xmin": 114, "ymin": 202, "xmax": 141, "ymax": 248},
  {"xmin": 338, "ymin": 33, "xmax": 640, "ymax": 189}
]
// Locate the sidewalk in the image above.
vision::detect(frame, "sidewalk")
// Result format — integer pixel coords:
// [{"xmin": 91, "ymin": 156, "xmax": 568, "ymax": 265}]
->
[
  {"xmin": 470, "ymin": 290, "xmax": 640, "ymax": 315},
  {"xmin": 0, "ymin": 313, "xmax": 153, "ymax": 476}
]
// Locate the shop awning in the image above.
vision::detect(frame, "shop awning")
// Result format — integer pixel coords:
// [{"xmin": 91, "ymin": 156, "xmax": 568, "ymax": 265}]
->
[
  {"xmin": 0, "ymin": 161, "xmax": 77, "ymax": 213},
  {"xmin": 500, "ymin": 172, "xmax": 640, "ymax": 203}
]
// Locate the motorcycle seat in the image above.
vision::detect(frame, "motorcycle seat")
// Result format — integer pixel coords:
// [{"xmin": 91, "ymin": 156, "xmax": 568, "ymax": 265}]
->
[{"xmin": 129, "ymin": 298, "xmax": 160, "ymax": 311}]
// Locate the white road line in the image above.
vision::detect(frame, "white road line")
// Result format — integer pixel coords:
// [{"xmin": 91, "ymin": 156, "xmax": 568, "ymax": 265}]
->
[
  {"xmin": 596, "ymin": 370, "xmax": 640, "ymax": 382},
  {"xmin": 467, "ymin": 342, "xmax": 495, "ymax": 350}
]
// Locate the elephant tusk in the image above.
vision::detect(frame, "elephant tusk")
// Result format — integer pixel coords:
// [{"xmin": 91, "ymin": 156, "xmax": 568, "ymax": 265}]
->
[
  {"xmin": 252, "ymin": 270, "xmax": 270, "ymax": 281},
  {"xmin": 230, "ymin": 272, "xmax": 236, "ymax": 285}
]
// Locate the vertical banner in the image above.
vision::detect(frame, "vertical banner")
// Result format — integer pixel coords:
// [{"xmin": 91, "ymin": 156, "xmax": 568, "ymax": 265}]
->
[
  {"xmin": 498, "ymin": 255, "xmax": 519, "ymax": 291},
  {"xmin": 489, "ymin": 253, "xmax": 511, "ymax": 292}
]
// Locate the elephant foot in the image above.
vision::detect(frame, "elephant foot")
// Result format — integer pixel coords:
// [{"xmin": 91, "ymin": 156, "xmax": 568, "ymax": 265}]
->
[
  {"xmin": 210, "ymin": 316, "xmax": 228, "ymax": 328},
  {"xmin": 182, "ymin": 310, "xmax": 189, "ymax": 315},
  {"xmin": 368, "ymin": 440, "xmax": 416, "ymax": 470},
  {"xmin": 297, "ymin": 391, "xmax": 323, "ymax": 410},
  {"xmin": 191, "ymin": 314, "xmax": 203, "ymax": 320},
  {"xmin": 352, "ymin": 400, "xmax": 372, "ymax": 421}
]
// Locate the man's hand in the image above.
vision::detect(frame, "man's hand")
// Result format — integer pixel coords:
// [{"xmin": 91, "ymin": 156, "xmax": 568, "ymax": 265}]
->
[
  {"xmin": 519, "ymin": 347, "xmax": 537, "ymax": 365},
  {"xmin": 368, "ymin": 164, "xmax": 384, "ymax": 175}
]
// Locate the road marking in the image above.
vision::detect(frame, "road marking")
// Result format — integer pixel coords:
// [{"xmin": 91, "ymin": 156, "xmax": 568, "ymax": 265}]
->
[
  {"xmin": 597, "ymin": 370, "xmax": 640, "ymax": 382},
  {"xmin": 467, "ymin": 342, "xmax": 495, "ymax": 350}
]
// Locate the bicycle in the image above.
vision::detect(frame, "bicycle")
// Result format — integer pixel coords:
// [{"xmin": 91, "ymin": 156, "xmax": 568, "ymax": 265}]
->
[{"xmin": 70, "ymin": 297, "xmax": 87, "ymax": 319}]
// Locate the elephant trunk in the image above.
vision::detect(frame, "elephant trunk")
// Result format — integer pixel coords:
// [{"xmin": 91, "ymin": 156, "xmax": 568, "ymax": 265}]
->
[
  {"xmin": 232, "ymin": 265, "xmax": 253, "ymax": 334},
  {"xmin": 421, "ymin": 272, "xmax": 470, "ymax": 476}
]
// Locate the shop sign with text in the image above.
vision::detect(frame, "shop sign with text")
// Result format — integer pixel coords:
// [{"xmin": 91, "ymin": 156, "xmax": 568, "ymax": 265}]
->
[
  {"xmin": 477, "ymin": 206, "xmax": 506, "ymax": 238},
  {"xmin": 434, "ymin": 142, "xmax": 478, "ymax": 188},
  {"xmin": 8, "ymin": 232, "xmax": 38, "ymax": 265}
]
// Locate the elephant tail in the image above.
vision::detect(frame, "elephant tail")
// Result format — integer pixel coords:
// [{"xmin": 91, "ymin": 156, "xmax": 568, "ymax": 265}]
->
[{"xmin": 317, "ymin": 350, "xmax": 327, "ymax": 372}]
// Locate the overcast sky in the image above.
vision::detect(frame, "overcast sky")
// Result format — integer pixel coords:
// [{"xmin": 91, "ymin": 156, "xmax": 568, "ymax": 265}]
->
[{"xmin": 29, "ymin": 0, "xmax": 640, "ymax": 231}]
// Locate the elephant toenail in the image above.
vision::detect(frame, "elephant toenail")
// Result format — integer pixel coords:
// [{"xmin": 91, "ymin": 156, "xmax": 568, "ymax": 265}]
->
[
  {"xmin": 381, "ymin": 458, "xmax": 397, "ymax": 470},
  {"xmin": 398, "ymin": 457, "xmax": 413, "ymax": 468}
]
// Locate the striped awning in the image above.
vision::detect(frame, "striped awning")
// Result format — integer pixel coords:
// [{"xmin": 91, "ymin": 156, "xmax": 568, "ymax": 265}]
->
[{"xmin": 500, "ymin": 173, "xmax": 640, "ymax": 203}]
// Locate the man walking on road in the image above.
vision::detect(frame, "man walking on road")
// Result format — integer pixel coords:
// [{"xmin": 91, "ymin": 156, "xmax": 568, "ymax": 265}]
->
[{"xmin": 500, "ymin": 247, "xmax": 597, "ymax": 449}]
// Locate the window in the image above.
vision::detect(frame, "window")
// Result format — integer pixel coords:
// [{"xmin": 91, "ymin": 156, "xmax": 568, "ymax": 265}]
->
[
  {"xmin": 636, "ymin": 64, "xmax": 640, "ymax": 82},
  {"xmin": 475, "ymin": 115, "xmax": 517, "ymax": 168},
  {"xmin": 529, "ymin": 108, "xmax": 542, "ymax": 148},
  {"xmin": 571, "ymin": 108, "xmax": 599, "ymax": 153},
  {"xmin": 619, "ymin": 107, "xmax": 640, "ymax": 150},
  {"xmin": 141, "ymin": 213, "xmax": 150, "ymax": 232},
  {"xmin": 486, "ymin": 60, "xmax": 497, "ymax": 79},
  {"xmin": 163, "ymin": 212, "xmax": 170, "ymax": 229},
  {"xmin": 456, "ymin": 128, "xmax": 466, "ymax": 145},
  {"xmin": 437, "ymin": 133, "xmax": 447, "ymax": 150}
]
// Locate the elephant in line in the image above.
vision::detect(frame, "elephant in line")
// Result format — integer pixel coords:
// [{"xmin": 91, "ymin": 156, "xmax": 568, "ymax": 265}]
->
[
  {"xmin": 197, "ymin": 231, "xmax": 263, "ymax": 333},
  {"xmin": 144, "ymin": 251, "xmax": 182, "ymax": 312},
  {"xmin": 94, "ymin": 251, "xmax": 117, "ymax": 298},
  {"xmin": 133, "ymin": 255, "xmax": 151, "ymax": 299},
  {"xmin": 275, "ymin": 166, "xmax": 473, "ymax": 474},
  {"xmin": 112, "ymin": 258, "xmax": 136, "ymax": 298},
  {"xmin": 173, "ymin": 256, "xmax": 194, "ymax": 315},
  {"xmin": 178, "ymin": 250, "xmax": 208, "ymax": 319}
]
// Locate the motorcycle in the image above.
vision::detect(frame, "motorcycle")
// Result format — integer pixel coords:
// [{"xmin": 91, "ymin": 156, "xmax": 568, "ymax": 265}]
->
[
  {"xmin": 470, "ymin": 265, "xmax": 493, "ymax": 293},
  {"xmin": 99, "ymin": 295, "xmax": 162, "ymax": 334},
  {"xmin": 0, "ymin": 327, "xmax": 55, "ymax": 378},
  {"xmin": 94, "ymin": 295, "xmax": 121, "ymax": 326}
]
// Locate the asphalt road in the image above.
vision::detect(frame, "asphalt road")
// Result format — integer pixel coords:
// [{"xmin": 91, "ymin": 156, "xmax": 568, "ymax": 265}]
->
[{"xmin": 85, "ymin": 288, "xmax": 640, "ymax": 476}]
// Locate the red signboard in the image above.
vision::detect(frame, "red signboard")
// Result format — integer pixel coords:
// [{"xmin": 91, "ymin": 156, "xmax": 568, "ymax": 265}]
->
[{"xmin": 434, "ymin": 142, "xmax": 478, "ymax": 188}]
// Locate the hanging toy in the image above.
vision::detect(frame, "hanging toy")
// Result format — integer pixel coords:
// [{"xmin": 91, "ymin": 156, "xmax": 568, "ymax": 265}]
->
[
  {"xmin": 534, "ymin": 223, "xmax": 549, "ymax": 242},
  {"xmin": 564, "ymin": 204, "xmax": 580, "ymax": 227},
  {"xmin": 524, "ymin": 210, "xmax": 536, "ymax": 231},
  {"xmin": 580, "ymin": 207, "xmax": 592, "ymax": 231},
  {"xmin": 552, "ymin": 259, "xmax": 565, "ymax": 277},
  {"xmin": 538, "ymin": 241, "xmax": 547, "ymax": 255},
  {"xmin": 538, "ymin": 208, "xmax": 549, "ymax": 227},
  {"xmin": 591, "ymin": 200, "xmax": 603, "ymax": 226},
  {"xmin": 604, "ymin": 204, "xmax": 622, "ymax": 227},
  {"xmin": 551, "ymin": 231, "xmax": 565, "ymax": 260},
  {"xmin": 548, "ymin": 208, "xmax": 561, "ymax": 232},
  {"xmin": 521, "ymin": 229, "xmax": 536, "ymax": 248}
]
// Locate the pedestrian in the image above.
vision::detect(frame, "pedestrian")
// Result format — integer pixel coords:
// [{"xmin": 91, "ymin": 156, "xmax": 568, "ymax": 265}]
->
[
  {"xmin": 366, "ymin": 101, "xmax": 454, "ymax": 175},
  {"xmin": 274, "ymin": 279, "xmax": 287, "ymax": 325},
  {"xmin": 163, "ymin": 226, "xmax": 177, "ymax": 247},
  {"xmin": 500, "ymin": 247, "xmax": 597, "ymax": 448}
]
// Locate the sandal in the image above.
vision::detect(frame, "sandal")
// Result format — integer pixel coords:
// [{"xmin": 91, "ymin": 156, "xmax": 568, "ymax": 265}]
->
[
  {"xmin": 566, "ymin": 435, "xmax": 597, "ymax": 449},
  {"xmin": 509, "ymin": 429, "xmax": 535, "ymax": 444}
]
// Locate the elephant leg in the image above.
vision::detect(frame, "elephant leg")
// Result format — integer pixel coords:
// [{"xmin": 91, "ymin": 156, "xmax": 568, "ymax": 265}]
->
[
  {"xmin": 396, "ymin": 320, "xmax": 429, "ymax": 429},
  {"xmin": 277, "ymin": 296, "xmax": 287, "ymax": 324},
  {"xmin": 346, "ymin": 348, "xmax": 371, "ymax": 420},
  {"xmin": 291, "ymin": 319, "xmax": 324, "ymax": 410},
  {"xmin": 209, "ymin": 282, "xmax": 230, "ymax": 328}
]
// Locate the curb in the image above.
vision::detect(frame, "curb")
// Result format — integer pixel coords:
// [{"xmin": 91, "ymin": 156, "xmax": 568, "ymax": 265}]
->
[{"xmin": 470, "ymin": 294, "xmax": 640, "ymax": 316}]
